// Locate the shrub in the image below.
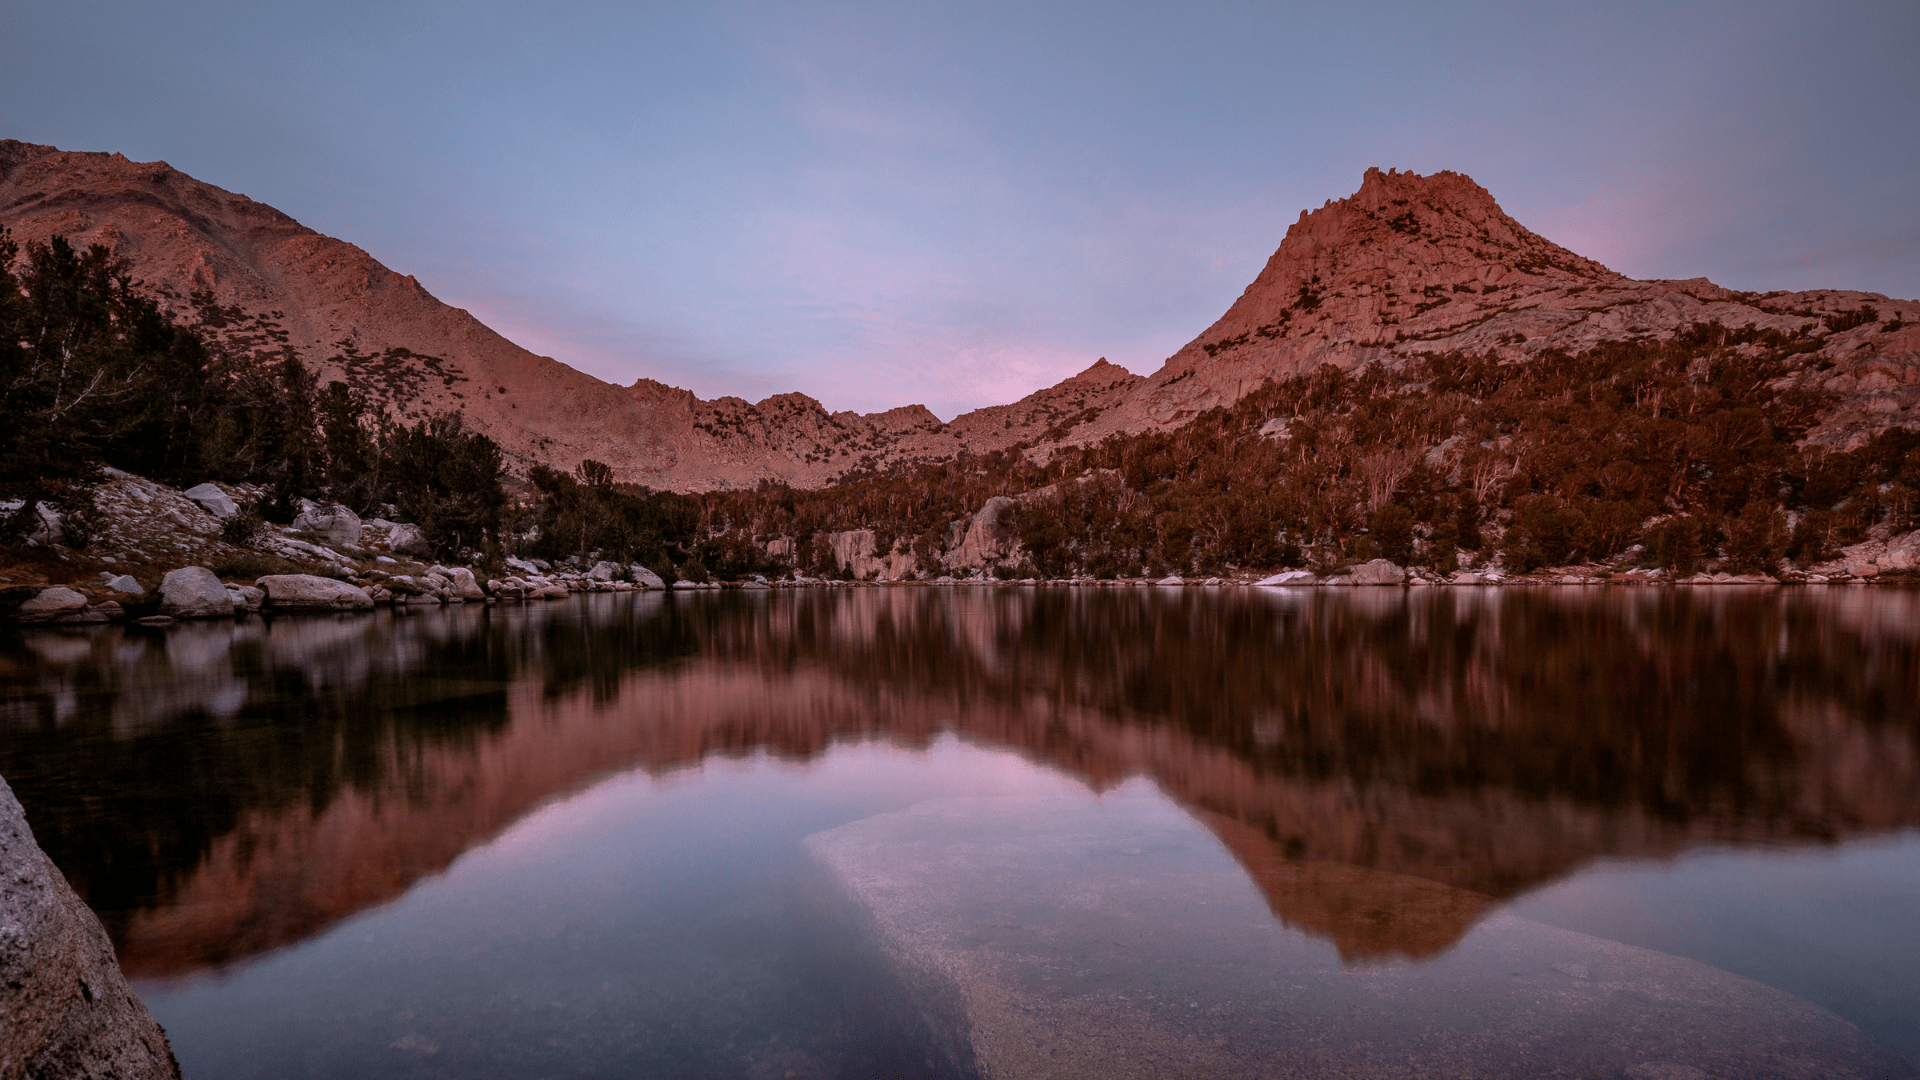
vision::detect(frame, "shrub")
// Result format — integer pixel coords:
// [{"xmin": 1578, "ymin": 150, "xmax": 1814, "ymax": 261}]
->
[
  {"xmin": 1368, "ymin": 504, "xmax": 1415, "ymax": 565},
  {"xmin": 1645, "ymin": 516, "xmax": 1706, "ymax": 577}
]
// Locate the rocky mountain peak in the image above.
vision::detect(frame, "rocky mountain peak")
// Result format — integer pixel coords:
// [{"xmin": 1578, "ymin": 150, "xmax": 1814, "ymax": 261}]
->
[{"xmin": 1048, "ymin": 167, "xmax": 1913, "ymax": 445}]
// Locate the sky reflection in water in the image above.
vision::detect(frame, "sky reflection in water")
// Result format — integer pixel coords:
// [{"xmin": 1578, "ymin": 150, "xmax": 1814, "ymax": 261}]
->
[{"xmin": 1, "ymin": 586, "xmax": 1917, "ymax": 1075}]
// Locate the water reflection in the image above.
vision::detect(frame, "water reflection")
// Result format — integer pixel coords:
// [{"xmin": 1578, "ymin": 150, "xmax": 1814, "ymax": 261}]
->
[{"xmin": 2, "ymin": 586, "xmax": 1918, "ymax": 977}]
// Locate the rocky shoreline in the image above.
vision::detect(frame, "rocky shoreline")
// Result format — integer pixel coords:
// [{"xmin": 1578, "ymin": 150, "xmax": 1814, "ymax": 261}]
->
[
  {"xmin": 5, "ymin": 557, "xmax": 1914, "ymax": 629},
  {"xmin": 3, "ymin": 468, "xmax": 1914, "ymax": 629}
]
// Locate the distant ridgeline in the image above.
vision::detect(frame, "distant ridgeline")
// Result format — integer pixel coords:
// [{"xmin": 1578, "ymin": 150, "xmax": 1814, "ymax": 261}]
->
[
  {"xmin": 6, "ymin": 146, "xmax": 1920, "ymax": 580},
  {"xmin": 4, "ymin": 225, "xmax": 1917, "ymax": 581}
]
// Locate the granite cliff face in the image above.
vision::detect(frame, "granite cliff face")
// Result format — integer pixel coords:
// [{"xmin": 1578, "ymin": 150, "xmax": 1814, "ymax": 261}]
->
[{"xmin": 4, "ymin": 142, "xmax": 1914, "ymax": 489}]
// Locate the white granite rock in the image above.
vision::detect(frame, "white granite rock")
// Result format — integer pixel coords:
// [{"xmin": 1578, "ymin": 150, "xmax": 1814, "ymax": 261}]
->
[
  {"xmin": 291, "ymin": 504, "xmax": 363, "ymax": 550},
  {"xmin": 1349, "ymin": 559, "xmax": 1408, "ymax": 585},
  {"xmin": 445, "ymin": 568, "xmax": 487, "ymax": 600},
  {"xmin": 15, "ymin": 587, "xmax": 89, "ymax": 623},
  {"xmin": 182, "ymin": 483, "xmax": 237, "ymax": 519},
  {"xmin": 257, "ymin": 574, "xmax": 375, "ymax": 611},
  {"xmin": 388, "ymin": 522, "xmax": 432, "ymax": 556},
  {"xmin": 158, "ymin": 567, "xmax": 235, "ymax": 619},
  {"xmin": 1, "ymin": 777, "xmax": 182, "ymax": 1078}
]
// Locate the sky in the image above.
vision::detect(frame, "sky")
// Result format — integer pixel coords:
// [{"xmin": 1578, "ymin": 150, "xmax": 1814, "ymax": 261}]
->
[{"xmin": 4, "ymin": 1, "xmax": 1917, "ymax": 418}]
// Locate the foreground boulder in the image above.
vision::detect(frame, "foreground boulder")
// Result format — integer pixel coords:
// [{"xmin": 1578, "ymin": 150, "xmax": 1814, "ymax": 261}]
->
[
  {"xmin": 630, "ymin": 565, "xmax": 665, "ymax": 589},
  {"xmin": 291, "ymin": 504, "xmax": 363, "ymax": 549},
  {"xmin": 258, "ymin": 574, "xmax": 375, "ymax": 611},
  {"xmin": 158, "ymin": 566, "xmax": 235, "ymax": 619},
  {"xmin": 1, "ymin": 775, "xmax": 183, "ymax": 1079}
]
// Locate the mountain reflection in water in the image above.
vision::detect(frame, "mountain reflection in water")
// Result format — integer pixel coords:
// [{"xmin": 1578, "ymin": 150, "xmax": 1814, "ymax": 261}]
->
[{"xmin": 2, "ymin": 586, "xmax": 1918, "ymax": 978}]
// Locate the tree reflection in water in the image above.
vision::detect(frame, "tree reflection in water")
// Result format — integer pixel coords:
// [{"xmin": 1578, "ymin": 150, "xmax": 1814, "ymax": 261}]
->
[{"xmin": 2, "ymin": 585, "xmax": 1917, "ymax": 976}]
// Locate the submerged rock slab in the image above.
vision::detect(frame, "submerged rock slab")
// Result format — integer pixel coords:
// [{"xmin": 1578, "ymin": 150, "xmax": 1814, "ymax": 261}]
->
[
  {"xmin": 1, "ymin": 775, "xmax": 182, "ymax": 1079},
  {"xmin": 806, "ymin": 792, "xmax": 1913, "ymax": 1080}
]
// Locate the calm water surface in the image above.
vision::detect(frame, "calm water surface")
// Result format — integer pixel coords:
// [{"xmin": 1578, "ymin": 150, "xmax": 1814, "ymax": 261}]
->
[{"xmin": 2, "ymin": 587, "xmax": 1917, "ymax": 1077}]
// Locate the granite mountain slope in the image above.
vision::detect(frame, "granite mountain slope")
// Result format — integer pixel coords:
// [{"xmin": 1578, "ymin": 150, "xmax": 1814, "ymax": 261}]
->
[
  {"xmin": 4, "ymin": 142, "xmax": 1915, "ymax": 492},
  {"xmin": 0, "ymin": 139, "xmax": 1129, "ymax": 490},
  {"xmin": 1050, "ymin": 167, "xmax": 1919, "ymax": 452}
]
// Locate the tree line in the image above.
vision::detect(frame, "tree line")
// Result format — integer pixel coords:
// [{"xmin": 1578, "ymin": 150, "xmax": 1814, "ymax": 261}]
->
[
  {"xmin": 8, "ymin": 228, "xmax": 1913, "ymax": 579},
  {"xmin": 0, "ymin": 231, "xmax": 506, "ymax": 558},
  {"xmin": 696, "ymin": 316, "xmax": 1918, "ymax": 578}
]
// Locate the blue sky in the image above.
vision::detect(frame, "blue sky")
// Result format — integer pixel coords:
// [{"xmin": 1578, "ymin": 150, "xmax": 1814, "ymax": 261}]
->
[{"xmin": 4, "ymin": 1, "xmax": 1916, "ymax": 417}]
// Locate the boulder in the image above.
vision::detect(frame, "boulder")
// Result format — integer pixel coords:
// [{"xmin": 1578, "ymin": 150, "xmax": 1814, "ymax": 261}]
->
[
  {"xmin": 1255, "ymin": 570, "xmax": 1317, "ymax": 586},
  {"xmin": 1349, "ymin": 559, "xmax": 1408, "ymax": 585},
  {"xmin": 1, "ymin": 776, "xmax": 183, "ymax": 1079},
  {"xmin": 388, "ymin": 523, "xmax": 432, "ymax": 557},
  {"xmin": 291, "ymin": 504, "xmax": 363, "ymax": 549},
  {"xmin": 225, "ymin": 585, "xmax": 265, "ymax": 613},
  {"xmin": 182, "ymin": 483, "xmax": 238, "ymax": 519},
  {"xmin": 505, "ymin": 556, "xmax": 542, "ymax": 575},
  {"xmin": 99, "ymin": 573, "xmax": 144, "ymax": 596},
  {"xmin": 1156, "ymin": 575, "xmax": 1186, "ymax": 586},
  {"xmin": 1846, "ymin": 562, "xmax": 1880, "ymax": 578},
  {"xmin": 446, "ymin": 568, "xmax": 487, "ymax": 600},
  {"xmin": 69, "ymin": 603, "xmax": 118, "ymax": 625},
  {"xmin": 671, "ymin": 579, "xmax": 704, "ymax": 590},
  {"xmin": 588, "ymin": 560, "xmax": 622, "ymax": 582},
  {"xmin": 257, "ymin": 574, "xmax": 375, "ymax": 611},
  {"xmin": 14, "ymin": 587, "xmax": 90, "ymax": 624},
  {"xmin": 629, "ymin": 565, "xmax": 666, "ymax": 589},
  {"xmin": 157, "ymin": 567, "xmax": 235, "ymax": 619}
]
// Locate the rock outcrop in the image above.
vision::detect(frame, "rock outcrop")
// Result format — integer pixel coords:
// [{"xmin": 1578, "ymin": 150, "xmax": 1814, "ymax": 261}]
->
[
  {"xmin": 291, "ymin": 504, "xmax": 363, "ymax": 550},
  {"xmin": 1, "ymin": 775, "xmax": 182, "ymax": 1079},
  {"xmin": 182, "ymin": 483, "xmax": 238, "ymax": 519}
]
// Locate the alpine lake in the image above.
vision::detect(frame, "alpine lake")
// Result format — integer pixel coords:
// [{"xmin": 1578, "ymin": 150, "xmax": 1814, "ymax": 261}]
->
[{"xmin": 3, "ymin": 584, "xmax": 1918, "ymax": 1079}]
